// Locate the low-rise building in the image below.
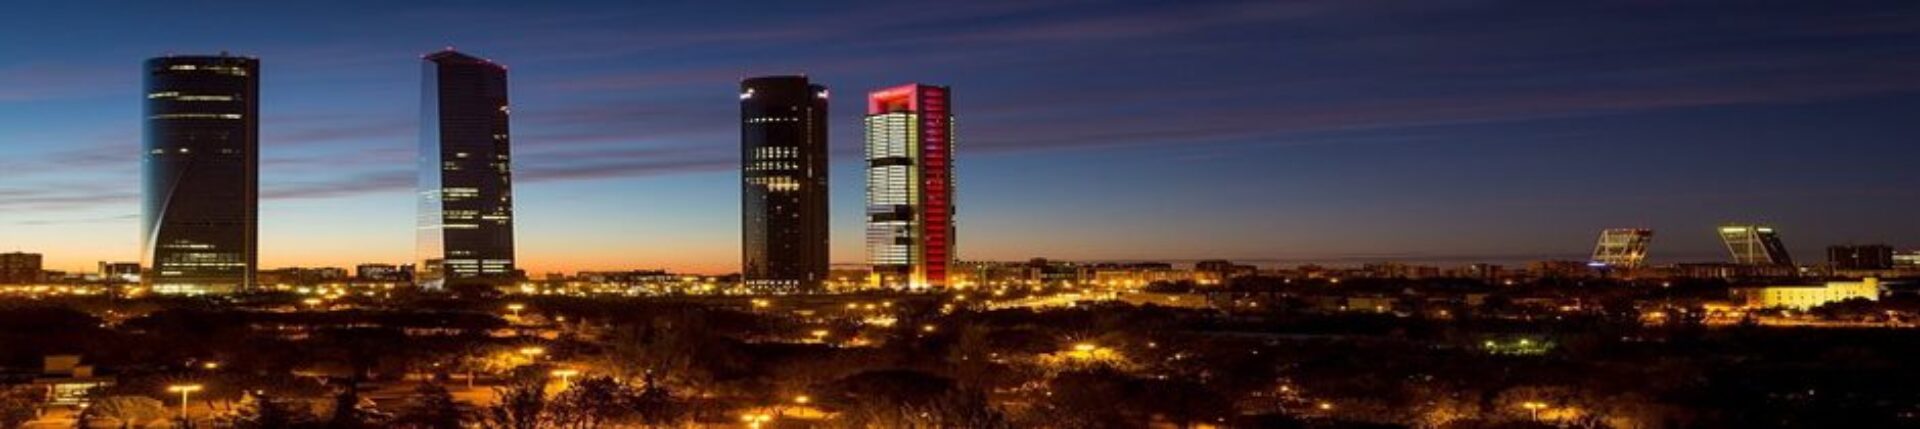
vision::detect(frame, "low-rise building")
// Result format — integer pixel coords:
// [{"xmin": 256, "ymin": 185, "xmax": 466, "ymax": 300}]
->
[{"xmin": 1730, "ymin": 278, "xmax": 1880, "ymax": 310}]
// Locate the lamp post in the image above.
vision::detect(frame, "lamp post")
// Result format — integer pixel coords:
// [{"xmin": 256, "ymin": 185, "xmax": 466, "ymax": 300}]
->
[
  {"xmin": 506, "ymin": 303, "xmax": 525, "ymax": 318},
  {"xmin": 1521, "ymin": 401, "xmax": 1546, "ymax": 421},
  {"xmin": 166, "ymin": 384, "xmax": 203, "ymax": 421},
  {"xmin": 741, "ymin": 413, "xmax": 773, "ymax": 429},
  {"xmin": 551, "ymin": 369, "xmax": 579, "ymax": 390}
]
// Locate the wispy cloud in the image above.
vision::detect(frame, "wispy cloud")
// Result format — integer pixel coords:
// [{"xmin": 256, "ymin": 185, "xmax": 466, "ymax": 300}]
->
[{"xmin": 0, "ymin": 63, "xmax": 127, "ymax": 101}]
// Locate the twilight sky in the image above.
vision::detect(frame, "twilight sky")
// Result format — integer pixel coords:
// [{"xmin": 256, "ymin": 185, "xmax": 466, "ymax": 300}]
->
[{"xmin": 2, "ymin": 1, "xmax": 1918, "ymax": 274}]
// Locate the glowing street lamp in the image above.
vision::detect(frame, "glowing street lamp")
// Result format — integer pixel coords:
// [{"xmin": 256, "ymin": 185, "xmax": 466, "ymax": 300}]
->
[
  {"xmin": 1521, "ymin": 401, "xmax": 1547, "ymax": 421},
  {"xmin": 792, "ymin": 395, "xmax": 811, "ymax": 405},
  {"xmin": 551, "ymin": 369, "xmax": 580, "ymax": 389},
  {"xmin": 167, "ymin": 384, "xmax": 203, "ymax": 420},
  {"xmin": 506, "ymin": 303, "xmax": 525, "ymax": 317},
  {"xmin": 741, "ymin": 413, "xmax": 774, "ymax": 429}
]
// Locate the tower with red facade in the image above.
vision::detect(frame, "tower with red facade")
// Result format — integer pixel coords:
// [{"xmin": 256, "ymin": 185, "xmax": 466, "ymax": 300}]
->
[{"xmin": 864, "ymin": 84, "xmax": 955, "ymax": 289}]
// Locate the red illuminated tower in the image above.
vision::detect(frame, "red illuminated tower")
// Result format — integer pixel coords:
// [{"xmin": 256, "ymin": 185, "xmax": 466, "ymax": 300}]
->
[{"xmin": 864, "ymin": 84, "xmax": 955, "ymax": 289}]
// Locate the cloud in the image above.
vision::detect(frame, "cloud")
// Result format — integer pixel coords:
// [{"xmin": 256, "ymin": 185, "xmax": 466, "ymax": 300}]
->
[
  {"xmin": 0, "ymin": 188, "xmax": 138, "ymax": 212},
  {"xmin": 0, "ymin": 63, "xmax": 128, "ymax": 101},
  {"xmin": 261, "ymin": 170, "xmax": 415, "ymax": 200},
  {"xmin": 11, "ymin": 213, "xmax": 138, "ymax": 226}
]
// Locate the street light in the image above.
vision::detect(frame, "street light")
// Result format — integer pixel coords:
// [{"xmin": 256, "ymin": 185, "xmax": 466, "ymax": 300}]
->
[
  {"xmin": 551, "ymin": 369, "xmax": 579, "ymax": 389},
  {"xmin": 741, "ymin": 413, "xmax": 773, "ymax": 429},
  {"xmin": 166, "ymin": 384, "xmax": 203, "ymax": 421},
  {"xmin": 506, "ymin": 303, "xmax": 525, "ymax": 317},
  {"xmin": 1521, "ymin": 401, "xmax": 1547, "ymax": 421}
]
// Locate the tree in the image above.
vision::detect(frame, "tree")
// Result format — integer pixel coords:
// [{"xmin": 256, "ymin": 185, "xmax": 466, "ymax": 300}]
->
[
  {"xmin": 548, "ymin": 376, "xmax": 628, "ymax": 429},
  {"xmin": 627, "ymin": 374, "xmax": 686, "ymax": 428},
  {"xmin": 479, "ymin": 381, "xmax": 546, "ymax": 429},
  {"xmin": 225, "ymin": 392, "xmax": 316, "ymax": 429},
  {"xmin": 0, "ymin": 386, "xmax": 38, "ymax": 429},
  {"xmin": 391, "ymin": 384, "xmax": 465, "ymax": 429},
  {"xmin": 822, "ymin": 370, "xmax": 1009, "ymax": 429},
  {"xmin": 77, "ymin": 395, "xmax": 166, "ymax": 428},
  {"xmin": 1031, "ymin": 369, "xmax": 1144, "ymax": 428}
]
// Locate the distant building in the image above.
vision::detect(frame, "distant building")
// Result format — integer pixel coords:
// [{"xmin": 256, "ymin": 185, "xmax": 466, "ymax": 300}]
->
[
  {"xmin": 1024, "ymin": 258, "xmax": 1088, "ymax": 284},
  {"xmin": 1675, "ymin": 262, "xmax": 1795, "ymax": 279},
  {"xmin": 1448, "ymin": 263, "xmax": 1507, "ymax": 282},
  {"xmin": 1088, "ymin": 262, "xmax": 1190, "ymax": 286},
  {"xmin": 865, "ymin": 83, "xmax": 956, "ymax": 289},
  {"xmin": 1590, "ymin": 228, "xmax": 1653, "ymax": 269},
  {"xmin": 356, "ymin": 263, "xmax": 406, "ymax": 281},
  {"xmin": 143, "ymin": 54, "xmax": 259, "ymax": 295},
  {"xmin": 417, "ymin": 49, "xmax": 516, "ymax": 289},
  {"xmin": 1, "ymin": 252, "xmax": 44, "ymax": 284},
  {"xmin": 1194, "ymin": 260, "xmax": 1257, "ymax": 284},
  {"xmin": 33, "ymin": 355, "xmax": 112, "ymax": 406},
  {"xmin": 1827, "ymin": 244, "xmax": 1893, "ymax": 271},
  {"xmin": 740, "ymin": 76, "xmax": 830, "ymax": 294},
  {"xmin": 1896, "ymin": 250, "xmax": 1920, "ymax": 269},
  {"xmin": 97, "ymin": 262, "xmax": 140, "ymax": 282},
  {"xmin": 1719, "ymin": 224, "xmax": 1793, "ymax": 267},
  {"xmin": 1362, "ymin": 262, "xmax": 1440, "ymax": 279},
  {"xmin": 1528, "ymin": 260, "xmax": 1593, "ymax": 279},
  {"xmin": 1730, "ymin": 278, "xmax": 1879, "ymax": 310},
  {"xmin": 258, "ymin": 267, "xmax": 349, "ymax": 286}
]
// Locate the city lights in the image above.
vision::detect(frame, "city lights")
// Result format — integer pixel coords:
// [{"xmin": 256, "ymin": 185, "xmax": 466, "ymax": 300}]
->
[{"xmin": 0, "ymin": 3, "xmax": 1909, "ymax": 429}]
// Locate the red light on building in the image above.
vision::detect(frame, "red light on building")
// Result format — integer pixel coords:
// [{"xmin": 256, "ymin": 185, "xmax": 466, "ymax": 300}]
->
[{"xmin": 867, "ymin": 84, "xmax": 921, "ymax": 115}]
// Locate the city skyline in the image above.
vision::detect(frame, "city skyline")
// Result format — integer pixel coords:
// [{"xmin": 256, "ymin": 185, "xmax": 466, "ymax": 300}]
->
[{"xmin": 4, "ymin": 1, "xmax": 1920, "ymax": 275}]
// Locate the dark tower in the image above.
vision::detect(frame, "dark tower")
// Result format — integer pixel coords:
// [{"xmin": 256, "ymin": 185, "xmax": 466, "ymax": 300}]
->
[
  {"xmin": 740, "ymin": 76, "xmax": 830, "ymax": 293},
  {"xmin": 142, "ymin": 54, "xmax": 259, "ymax": 295},
  {"xmin": 417, "ymin": 49, "xmax": 516, "ymax": 289}
]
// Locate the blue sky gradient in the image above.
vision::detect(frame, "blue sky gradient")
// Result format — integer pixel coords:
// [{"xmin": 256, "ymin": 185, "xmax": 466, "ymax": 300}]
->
[{"xmin": 2, "ymin": 1, "xmax": 1917, "ymax": 274}]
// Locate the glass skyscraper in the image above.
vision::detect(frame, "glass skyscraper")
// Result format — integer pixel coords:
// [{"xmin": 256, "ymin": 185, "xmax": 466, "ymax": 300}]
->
[
  {"xmin": 740, "ymin": 76, "xmax": 830, "ymax": 293},
  {"xmin": 1590, "ymin": 228, "xmax": 1653, "ymax": 269},
  {"xmin": 417, "ymin": 49, "xmax": 516, "ymax": 289},
  {"xmin": 1720, "ymin": 224, "xmax": 1793, "ymax": 267},
  {"xmin": 142, "ymin": 54, "xmax": 259, "ymax": 295},
  {"xmin": 864, "ymin": 84, "xmax": 955, "ymax": 289}
]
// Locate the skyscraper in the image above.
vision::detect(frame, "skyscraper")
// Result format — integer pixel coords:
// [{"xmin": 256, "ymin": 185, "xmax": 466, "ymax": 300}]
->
[
  {"xmin": 864, "ymin": 84, "xmax": 955, "ymax": 289},
  {"xmin": 1590, "ymin": 228, "xmax": 1653, "ymax": 269},
  {"xmin": 740, "ymin": 76, "xmax": 830, "ymax": 293},
  {"xmin": 417, "ymin": 49, "xmax": 515, "ymax": 289},
  {"xmin": 1719, "ymin": 224, "xmax": 1792, "ymax": 266},
  {"xmin": 143, "ymin": 55, "xmax": 258, "ymax": 295}
]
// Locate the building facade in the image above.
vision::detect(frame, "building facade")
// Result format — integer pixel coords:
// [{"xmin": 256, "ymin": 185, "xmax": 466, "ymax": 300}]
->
[
  {"xmin": 740, "ymin": 76, "xmax": 830, "ymax": 293},
  {"xmin": 1827, "ymin": 244, "xmax": 1893, "ymax": 271},
  {"xmin": 142, "ymin": 55, "xmax": 259, "ymax": 294},
  {"xmin": 1731, "ymin": 278, "xmax": 1880, "ymax": 310},
  {"xmin": 0, "ymin": 252, "xmax": 43, "ymax": 284},
  {"xmin": 1719, "ymin": 224, "xmax": 1792, "ymax": 267},
  {"xmin": 98, "ymin": 262, "xmax": 141, "ymax": 282},
  {"xmin": 864, "ymin": 84, "xmax": 955, "ymax": 289},
  {"xmin": 1590, "ymin": 228, "xmax": 1653, "ymax": 269},
  {"xmin": 417, "ymin": 50, "xmax": 517, "ymax": 289}
]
